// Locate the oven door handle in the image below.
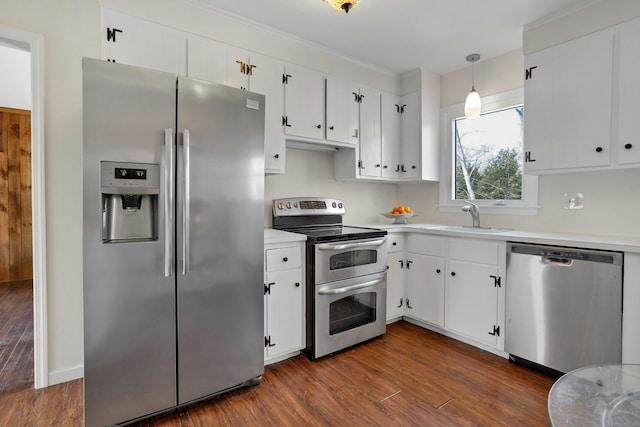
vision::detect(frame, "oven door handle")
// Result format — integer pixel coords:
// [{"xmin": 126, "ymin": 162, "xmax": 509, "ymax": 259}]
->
[
  {"xmin": 316, "ymin": 238, "xmax": 386, "ymax": 251},
  {"xmin": 317, "ymin": 278, "xmax": 384, "ymax": 295}
]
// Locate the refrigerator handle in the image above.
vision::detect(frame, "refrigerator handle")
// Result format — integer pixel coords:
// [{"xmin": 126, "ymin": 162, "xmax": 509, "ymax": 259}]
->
[
  {"xmin": 181, "ymin": 129, "xmax": 191, "ymax": 275},
  {"xmin": 163, "ymin": 128, "xmax": 174, "ymax": 278}
]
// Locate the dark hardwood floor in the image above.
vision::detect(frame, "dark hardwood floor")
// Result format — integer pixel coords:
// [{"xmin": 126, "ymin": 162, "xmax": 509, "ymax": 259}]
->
[
  {"xmin": 0, "ymin": 279, "xmax": 33, "ymax": 396},
  {"xmin": 0, "ymin": 321, "xmax": 556, "ymax": 426}
]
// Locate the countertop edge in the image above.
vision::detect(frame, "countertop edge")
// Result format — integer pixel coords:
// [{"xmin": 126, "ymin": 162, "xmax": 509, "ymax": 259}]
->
[{"xmin": 355, "ymin": 223, "xmax": 640, "ymax": 254}]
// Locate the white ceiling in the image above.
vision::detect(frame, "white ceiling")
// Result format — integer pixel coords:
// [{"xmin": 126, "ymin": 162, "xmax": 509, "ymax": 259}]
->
[{"xmin": 195, "ymin": 0, "xmax": 599, "ymax": 75}]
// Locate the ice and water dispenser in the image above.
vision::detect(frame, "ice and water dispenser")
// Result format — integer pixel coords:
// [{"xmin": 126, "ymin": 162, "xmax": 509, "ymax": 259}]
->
[{"xmin": 100, "ymin": 161, "xmax": 159, "ymax": 243}]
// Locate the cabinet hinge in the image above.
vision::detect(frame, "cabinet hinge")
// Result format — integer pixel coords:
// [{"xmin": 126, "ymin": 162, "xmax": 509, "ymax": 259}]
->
[
  {"xmin": 406, "ymin": 298, "xmax": 413, "ymax": 309},
  {"xmin": 264, "ymin": 282, "xmax": 275, "ymax": 295},
  {"xmin": 488, "ymin": 325, "xmax": 500, "ymax": 336},
  {"xmin": 282, "ymin": 116, "xmax": 291, "ymax": 128},
  {"xmin": 358, "ymin": 160, "xmax": 364, "ymax": 169},
  {"xmin": 524, "ymin": 151, "xmax": 537, "ymax": 163},
  {"xmin": 264, "ymin": 336, "xmax": 276, "ymax": 348},
  {"xmin": 490, "ymin": 275, "xmax": 501, "ymax": 288},
  {"xmin": 525, "ymin": 66, "xmax": 538, "ymax": 80},
  {"xmin": 106, "ymin": 27, "xmax": 123, "ymax": 42},
  {"xmin": 283, "ymin": 74, "xmax": 291, "ymax": 84}
]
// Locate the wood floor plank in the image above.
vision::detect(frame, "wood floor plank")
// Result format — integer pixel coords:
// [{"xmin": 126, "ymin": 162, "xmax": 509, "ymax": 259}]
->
[{"xmin": 0, "ymin": 321, "xmax": 556, "ymax": 426}]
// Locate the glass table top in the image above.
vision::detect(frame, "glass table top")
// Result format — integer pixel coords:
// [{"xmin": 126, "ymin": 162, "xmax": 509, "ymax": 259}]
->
[{"xmin": 548, "ymin": 365, "xmax": 640, "ymax": 426}]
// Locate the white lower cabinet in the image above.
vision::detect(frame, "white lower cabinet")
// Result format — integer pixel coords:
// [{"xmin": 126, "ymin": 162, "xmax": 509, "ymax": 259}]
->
[
  {"xmin": 388, "ymin": 232, "xmax": 505, "ymax": 352},
  {"xmin": 385, "ymin": 233, "xmax": 406, "ymax": 322},
  {"xmin": 264, "ymin": 242, "xmax": 305, "ymax": 364},
  {"xmin": 406, "ymin": 253, "xmax": 445, "ymax": 327}
]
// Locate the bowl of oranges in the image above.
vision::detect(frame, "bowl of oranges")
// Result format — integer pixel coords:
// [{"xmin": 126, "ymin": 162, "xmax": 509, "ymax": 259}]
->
[{"xmin": 381, "ymin": 206, "xmax": 418, "ymax": 224}]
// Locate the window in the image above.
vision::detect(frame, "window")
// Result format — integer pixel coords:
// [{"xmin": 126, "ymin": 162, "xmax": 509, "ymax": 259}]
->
[{"xmin": 439, "ymin": 89, "xmax": 538, "ymax": 215}]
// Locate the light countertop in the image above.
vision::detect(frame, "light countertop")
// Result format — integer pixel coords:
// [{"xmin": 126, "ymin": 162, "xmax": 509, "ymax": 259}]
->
[{"xmin": 356, "ymin": 223, "xmax": 640, "ymax": 254}]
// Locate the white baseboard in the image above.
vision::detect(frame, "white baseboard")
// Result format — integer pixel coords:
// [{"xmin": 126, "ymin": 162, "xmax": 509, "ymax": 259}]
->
[{"xmin": 48, "ymin": 364, "xmax": 84, "ymax": 386}]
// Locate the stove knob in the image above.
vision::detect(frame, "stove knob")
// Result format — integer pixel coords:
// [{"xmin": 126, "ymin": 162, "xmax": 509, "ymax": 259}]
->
[
  {"xmin": 277, "ymin": 202, "xmax": 284, "ymax": 210},
  {"xmin": 286, "ymin": 202, "xmax": 292, "ymax": 209},
  {"xmin": 294, "ymin": 202, "xmax": 298, "ymax": 208},
  {"xmin": 332, "ymin": 202, "xmax": 337, "ymax": 208},
  {"xmin": 338, "ymin": 203, "xmax": 343, "ymax": 209}
]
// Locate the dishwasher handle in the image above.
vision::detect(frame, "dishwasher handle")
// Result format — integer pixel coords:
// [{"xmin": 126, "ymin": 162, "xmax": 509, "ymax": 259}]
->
[{"xmin": 508, "ymin": 243, "xmax": 623, "ymax": 266}]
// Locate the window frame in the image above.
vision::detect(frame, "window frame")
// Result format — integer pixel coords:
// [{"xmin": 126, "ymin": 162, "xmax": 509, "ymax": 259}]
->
[{"xmin": 438, "ymin": 88, "xmax": 539, "ymax": 215}]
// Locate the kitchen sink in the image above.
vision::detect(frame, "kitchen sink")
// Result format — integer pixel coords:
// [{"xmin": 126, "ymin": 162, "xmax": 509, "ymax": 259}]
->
[{"xmin": 429, "ymin": 225, "xmax": 513, "ymax": 233}]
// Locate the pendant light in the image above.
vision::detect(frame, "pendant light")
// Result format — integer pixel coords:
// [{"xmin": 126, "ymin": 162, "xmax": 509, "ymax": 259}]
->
[
  {"xmin": 323, "ymin": 0, "xmax": 360, "ymax": 13},
  {"xmin": 464, "ymin": 54, "xmax": 481, "ymax": 119}
]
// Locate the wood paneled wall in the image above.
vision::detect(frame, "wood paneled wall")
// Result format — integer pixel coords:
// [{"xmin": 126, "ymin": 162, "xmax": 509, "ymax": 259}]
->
[{"xmin": 0, "ymin": 107, "xmax": 32, "ymax": 282}]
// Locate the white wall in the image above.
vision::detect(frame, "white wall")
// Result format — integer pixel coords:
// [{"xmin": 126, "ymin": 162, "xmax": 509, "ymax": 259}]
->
[{"xmin": 0, "ymin": 44, "xmax": 31, "ymax": 110}]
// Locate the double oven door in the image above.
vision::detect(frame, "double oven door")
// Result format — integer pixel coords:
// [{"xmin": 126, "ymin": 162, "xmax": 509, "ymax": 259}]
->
[{"xmin": 311, "ymin": 236, "xmax": 387, "ymax": 359}]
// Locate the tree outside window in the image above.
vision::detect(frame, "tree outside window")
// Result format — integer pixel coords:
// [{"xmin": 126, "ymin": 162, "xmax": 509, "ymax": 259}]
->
[{"xmin": 454, "ymin": 106, "xmax": 524, "ymax": 201}]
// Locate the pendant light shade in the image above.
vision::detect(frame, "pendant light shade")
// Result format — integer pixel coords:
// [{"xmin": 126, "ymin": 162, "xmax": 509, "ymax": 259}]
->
[
  {"xmin": 323, "ymin": 0, "xmax": 360, "ymax": 13},
  {"xmin": 464, "ymin": 54, "xmax": 481, "ymax": 119}
]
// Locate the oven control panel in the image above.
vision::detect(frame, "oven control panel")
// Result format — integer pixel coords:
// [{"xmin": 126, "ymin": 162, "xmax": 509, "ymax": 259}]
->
[{"xmin": 273, "ymin": 197, "xmax": 345, "ymax": 216}]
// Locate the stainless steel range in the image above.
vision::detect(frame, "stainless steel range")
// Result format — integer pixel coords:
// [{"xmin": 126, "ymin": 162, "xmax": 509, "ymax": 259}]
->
[{"xmin": 272, "ymin": 197, "xmax": 388, "ymax": 359}]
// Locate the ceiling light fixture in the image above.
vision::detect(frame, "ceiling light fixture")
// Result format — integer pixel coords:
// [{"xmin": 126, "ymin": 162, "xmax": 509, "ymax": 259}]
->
[
  {"xmin": 464, "ymin": 53, "xmax": 481, "ymax": 119},
  {"xmin": 323, "ymin": 0, "xmax": 360, "ymax": 13}
]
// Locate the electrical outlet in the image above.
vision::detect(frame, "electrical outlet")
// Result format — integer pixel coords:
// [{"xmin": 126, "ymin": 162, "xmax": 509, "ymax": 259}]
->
[{"xmin": 563, "ymin": 193, "xmax": 584, "ymax": 209}]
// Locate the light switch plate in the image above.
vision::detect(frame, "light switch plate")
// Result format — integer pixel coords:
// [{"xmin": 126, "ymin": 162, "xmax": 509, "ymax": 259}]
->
[{"xmin": 563, "ymin": 193, "xmax": 584, "ymax": 209}]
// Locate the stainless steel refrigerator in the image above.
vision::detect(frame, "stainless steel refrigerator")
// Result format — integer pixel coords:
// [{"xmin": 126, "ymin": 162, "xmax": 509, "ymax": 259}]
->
[{"xmin": 82, "ymin": 58, "xmax": 265, "ymax": 427}]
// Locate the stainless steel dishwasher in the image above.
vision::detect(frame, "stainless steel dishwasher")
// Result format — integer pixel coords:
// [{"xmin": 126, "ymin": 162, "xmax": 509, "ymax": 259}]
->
[{"xmin": 505, "ymin": 242, "xmax": 623, "ymax": 375}]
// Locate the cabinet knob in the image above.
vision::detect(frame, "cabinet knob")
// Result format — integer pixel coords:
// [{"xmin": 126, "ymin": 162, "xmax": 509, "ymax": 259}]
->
[
  {"xmin": 595, "ymin": 146, "xmax": 603, "ymax": 153},
  {"xmin": 295, "ymin": 282, "xmax": 300, "ymax": 287},
  {"xmin": 392, "ymin": 242, "xmax": 397, "ymax": 246},
  {"xmin": 451, "ymin": 272, "xmax": 456, "ymax": 277},
  {"xmin": 625, "ymin": 143, "xmax": 633, "ymax": 150},
  {"xmin": 282, "ymin": 257, "xmax": 288, "ymax": 262},
  {"xmin": 375, "ymin": 164, "xmax": 381, "ymax": 168},
  {"xmin": 329, "ymin": 126, "xmax": 334, "ymax": 130},
  {"xmin": 274, "ymin": 154, "xmax": 280, "ymax": 159},
  {"xmin": 436, "ymin": 269, "xmax": 441, "ymax": 274},
  {"xmin": 316, "ymin": 124, "xmax": 322, "ymax": 129}
]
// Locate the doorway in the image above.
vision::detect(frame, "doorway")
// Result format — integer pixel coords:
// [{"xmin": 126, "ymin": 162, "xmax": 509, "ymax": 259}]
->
[
  {"xmin": 0, "ymin": 26, "xmax": 46, "ymax": 390},
  {"xmin": 0, "ymin": 43, "xmax": 34, "ymax": 395}
]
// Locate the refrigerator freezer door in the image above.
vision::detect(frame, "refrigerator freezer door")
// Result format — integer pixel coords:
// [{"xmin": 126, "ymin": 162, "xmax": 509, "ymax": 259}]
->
[
  {"xmin": 82, "ymin": 58, "xmax": 177, "ymax": 427},
  {"xmin": 175, "ymin": 77, "xmax": 265, "ymax": 404}
]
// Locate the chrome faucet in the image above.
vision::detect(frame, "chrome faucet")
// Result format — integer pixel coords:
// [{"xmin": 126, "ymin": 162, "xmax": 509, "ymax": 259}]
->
[{"xmin": 462, "ymin": 200, "xmax": 480, "ymax": 228}]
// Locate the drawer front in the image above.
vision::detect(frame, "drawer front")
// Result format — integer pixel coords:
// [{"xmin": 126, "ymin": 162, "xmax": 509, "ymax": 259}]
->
[
  {"xmin": 266, "ymin": 246, "xmax": 302, "ymax": 271},
  {"xmin": 448, "ymin": 238, "xmax": 499, "ymax": 265},
  {"xmin": 387, "ymin": 233, "xmax": 405, "ymax": 253},
  {"xmin": 407, "ymin": 234, "xmax": 446, "ymax": 257}
]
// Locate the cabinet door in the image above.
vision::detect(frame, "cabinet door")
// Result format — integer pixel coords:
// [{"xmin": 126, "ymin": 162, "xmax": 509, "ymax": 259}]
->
[
  {"xmin": 617, "ymin": 17, "xmax": 640, "ymax": 165},
  {"xmin": 381, "ymin": 92, "xmax": 402, "ymax": 179},
  {"xmin": 386, "ymin": 252, "xmax": 405, "ymax": 322},
  {"xmin": 283, "ymin": 63, "xmax": 324, "ymax": 140},
  {"xmin": 405, "ymin": 254, "xmax": 445, "ymax": 327},
  {"xmin": 400, "ymin": 92, "xmax": 421, "ymax": 179},
  {"xmin": 358, "ymin": 87, "xmax": 382, "ymax": 178},
  {"xmin": 524, "ymin": 28, "xmax": 613, "ymax": 172},
  {"xmin": 325, "ymin": 78, "xmax": 359, "ymax": 145},
  {"xmin": 186, "ymin": 35, "xmax": 227, "ymax": 85},
  {"xmin": 103, "ymin": 10, "xmax": 187, "ymax": 75},
  {"xmin": 247, "ymin": 53, "xmax": 285, "ymax": 174},
  {"xmin": 445, "ymin": 260, "xmax": 499, "ymax": 346},
  {"xmin": 265, "ymin": 269, "xmax": 304, "ymax": 358}
]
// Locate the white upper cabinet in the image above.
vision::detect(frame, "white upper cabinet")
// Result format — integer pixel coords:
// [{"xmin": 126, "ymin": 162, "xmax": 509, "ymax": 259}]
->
[
  {"xmin": 186, "ymin": 35, "xmax": 228, "ymax": 85},
  {"xmin": 325, "ymin": 78, "xmax": 359, "ymax": 146},
  {"xmin": 187, "ymin": 39, "xmax": 285, "ymax": 175},
  {"xmin": 381, "ymin": 91, "xmax": 421, "ymax": 180},
  {"xmin": 283, "ymin": 63, "xmax": 325, "ymax": 141},
  {"xmin": 103, "ymin": 9, "xmax": 187, "ymax": 76},
  {"xmin": 523, "ymin": 26, "xmax": 614, "ymax": 174},
  {"xmin": 358, "ymin": 87, "xmax": 383, "ymax": 178},
  {"xmin": 381, "ymin": 92, "xmax": 402, "ymax": 179},
  {"xmin": 235, "ymin": 51, "xmax": 285, "ymax": 175},
  {"xmin": 617, "ymin": 17, "xmax": 640, "ymax": 166},
  {"xmin": 400, "ymin": 91, "xmax": 421, "ymax": 180}
]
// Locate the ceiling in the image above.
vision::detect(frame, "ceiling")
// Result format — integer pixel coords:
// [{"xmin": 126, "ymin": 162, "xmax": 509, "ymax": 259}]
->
[{"xmin": 195, "ymin": 0, "xmax": 599, "ymax": 75}]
